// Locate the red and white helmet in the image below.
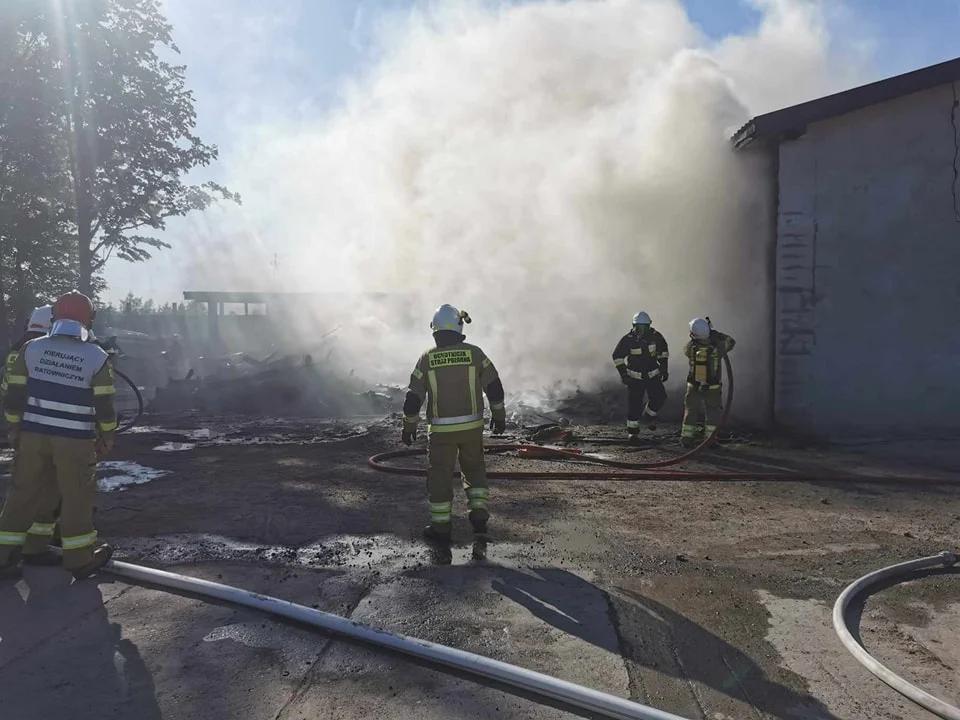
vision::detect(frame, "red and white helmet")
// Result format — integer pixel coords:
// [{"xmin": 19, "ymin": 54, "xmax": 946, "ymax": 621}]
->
[
  {"xmin": 53, "ymin": 290, "xmax": 95, "ymax": 326},
  {"xmin": 51, "ymin": 291, "xmax": 95, "ymax": 340}
]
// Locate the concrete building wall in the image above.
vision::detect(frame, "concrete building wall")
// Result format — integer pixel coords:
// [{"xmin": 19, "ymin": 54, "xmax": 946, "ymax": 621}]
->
[{"xmin": 775, "ymin": 83, "xmax": 960, "ymax": 435}]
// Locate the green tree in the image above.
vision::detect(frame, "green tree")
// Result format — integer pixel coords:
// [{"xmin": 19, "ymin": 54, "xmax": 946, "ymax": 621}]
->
[
  {"xmin": 57, "ymin": 0, "xmax": 238, "ymax": 294},
  {"xmin": 0, "ymin": 2, "xmax": 77, "ymax": 346}
]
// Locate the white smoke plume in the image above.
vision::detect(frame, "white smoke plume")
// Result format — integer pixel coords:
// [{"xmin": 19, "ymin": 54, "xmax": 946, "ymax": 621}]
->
[{"xmin": 173, "ymin": 0, "xmax": 870, "ymax": 422}]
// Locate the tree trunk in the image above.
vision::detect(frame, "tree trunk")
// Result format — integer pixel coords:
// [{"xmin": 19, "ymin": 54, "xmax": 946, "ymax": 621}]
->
[
  {"xmin": 12, "ymin": 239, "xmax": 28, "ymax": 332},
  {"xmin": 0, "ymin": 263, "xmax": 9, "ymax": 351},
  {"xmin": 65, "ymin": 26, "xmax": 95, "ymax": 298},
  {"xmin": 77, "ymin": 218, "xmax": 93, "ymax": 295}
]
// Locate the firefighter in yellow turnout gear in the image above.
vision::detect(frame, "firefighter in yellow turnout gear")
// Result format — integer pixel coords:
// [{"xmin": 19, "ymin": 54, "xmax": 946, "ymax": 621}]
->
[
  {"xmin": 681, "ymin": 317, "xmax": 735, "ymax": 448},
  {"xmin": 403, "ymin": 305, "xmax": 506, "ymax": 542},
  {"xmin": 1, "ymin": 306, "xmax": 64, "ymax": 564},
  {"xmin": 0, "ymin": 291, "xmax": 116, "ymax": 580}
]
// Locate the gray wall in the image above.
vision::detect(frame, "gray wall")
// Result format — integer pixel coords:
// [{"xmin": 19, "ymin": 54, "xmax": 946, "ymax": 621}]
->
[{"xmin": 775, "ymin": 83, "xmax": 960, "ymax": 435}]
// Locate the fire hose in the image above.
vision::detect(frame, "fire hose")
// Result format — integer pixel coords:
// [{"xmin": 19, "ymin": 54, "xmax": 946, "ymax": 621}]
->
[
  {"xmin": 98, "ymin": 352, "xmax": 954, "ymax": 719},
  {"xmin": 368, "ymin": 354, "xmax": 959, "ymax": 485},
  {"xmin": 105, "ymin": 559, "xmax": 691, "ymax": 720},
  {"xmin": 115, "ymin": 368, "xmax": 144, "ymax": 433},
  {"xmin": 833, "ymin": 552, "xmax": 960, "ymax": 719}
]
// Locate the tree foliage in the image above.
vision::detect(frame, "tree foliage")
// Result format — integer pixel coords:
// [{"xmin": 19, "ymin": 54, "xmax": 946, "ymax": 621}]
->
[
  {"xmin": 0, "ymin": 0, "xmax": 236, "ymax": 344},
  {"xmin": 59, "ymin": 0, "xmax": 239, "ymax": 292},
  {"xmin": 0, "ymin": 2, "xmax": 78, "ymax": 345}
]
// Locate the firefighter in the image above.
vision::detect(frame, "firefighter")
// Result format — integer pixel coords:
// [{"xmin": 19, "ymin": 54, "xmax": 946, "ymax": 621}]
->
[
  {"xmin": 0, "ymin": 305, "xmax": 66, "ymax": 565},
  {"xmin": 2, "ymin": 306, "xmax": 52, "ymax": 399},
  {"xmin": 611, "ymin": 311, "xmax": 669, "ymax": 439},
  {"xmin": 402, "ymin": 304, "xmax": 506, "ymax": 542},
  {"xmin": 0, "ymin": 291, "xmax": 116, "ymax": 580},
  {"xmin": 681, "ymin": 317, "xmax": 735, "ymax": 448}
]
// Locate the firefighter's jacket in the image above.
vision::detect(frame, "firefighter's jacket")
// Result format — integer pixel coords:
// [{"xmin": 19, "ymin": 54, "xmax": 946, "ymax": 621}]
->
[
  {"xmin": 612, "ymin": 328, "xmax": 669, "ymax": 381},
  {"xmin": 405, "ymin": 340, "xmax": 504, "ymax": 433},
  {"xmin": 0, "ymin": 348, "xmax": 17, "ymax": 405},
  {"xmin": 3, "ymin": 335, "xmax": 117, "ymax": 439},
  {"xmin": 684, "ymin": 330, "xmax": 736, "ymax": 389}
]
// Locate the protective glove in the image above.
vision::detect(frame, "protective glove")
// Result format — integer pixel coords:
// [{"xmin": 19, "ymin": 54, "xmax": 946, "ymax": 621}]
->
[
  {"xmin": 490, "ymin": 415, "xmax": 506, "ymax": 435},
  {"xmin": 96, "ymin": 431, "xmax": 115, "ymax": 458},
  {"xmin": 660, "ymin": 371, "xmax": 669, "ymax": 383},
  {"xmin": 7, "ymin": 424, "xmax": 20, "ymax": 451},
  {"xmin": 620, "ymin": 374, "xmax": 630, "ymax": 385},
  {"xmin": 401, "ymin": 425, "xmax": 417, "ymax": 446}
]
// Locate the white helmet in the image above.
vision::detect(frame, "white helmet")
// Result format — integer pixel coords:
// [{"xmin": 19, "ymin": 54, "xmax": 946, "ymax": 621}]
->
[
  {"xmin": 632, "ymin": 311, "xmax": 651, "ymax": 326},
  {"xmin": 430, "ymin": 304, "xmax": 471, "ymax": 336},
  {"xmin": 26, "ymin": 305, "xmax": 53, "ymax": 334},
  {"xmin": 689, "ymin": 317, "xmax": 711, "ymax": 341}
]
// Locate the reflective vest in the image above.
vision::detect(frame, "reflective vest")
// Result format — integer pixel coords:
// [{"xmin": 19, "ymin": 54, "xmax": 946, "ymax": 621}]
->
[
  {"xmin": 408, "ymin": 342, "xmax": 499, "ymax": 433},
  {"xmin": 21, "ymin": 336, "xmax": 110, "ymax": 439}
]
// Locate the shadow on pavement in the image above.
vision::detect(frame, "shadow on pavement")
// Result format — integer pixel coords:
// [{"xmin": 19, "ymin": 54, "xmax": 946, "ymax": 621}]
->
[
  {"xmin": 490, "ymin": 567, "xmax": 839, "ymax": 720},
  {"xmin": 0, "ymin": 571, "xmax": 161, "ymax": 720}
]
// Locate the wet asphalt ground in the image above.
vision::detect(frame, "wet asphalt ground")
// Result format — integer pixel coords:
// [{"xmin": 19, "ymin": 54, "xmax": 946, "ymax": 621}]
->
[{"xmin": 0, "ymin": 415, "xmax": 958, "ymax": 719}]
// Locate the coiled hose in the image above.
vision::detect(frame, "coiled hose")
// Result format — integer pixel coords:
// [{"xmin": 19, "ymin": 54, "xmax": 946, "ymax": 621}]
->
[
  {"xmin": 833, "ymin": 552, "xmax": 960, "ymax": 719},
  {"xmin": 369, "ymin": 354, "xmax": 959, "ymax": 484}
]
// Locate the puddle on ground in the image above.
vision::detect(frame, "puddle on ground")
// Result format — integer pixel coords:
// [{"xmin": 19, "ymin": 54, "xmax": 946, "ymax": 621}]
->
[
  {"xmin": 113, "ymin": 532, "xmax": 529, "ymax": 571},
  {"xmin": 98, "ymin": 461, "xmax": 170, "ymax": 492},
  {"xmin": 154, "ymin": 442, "xmax": 198, "ymax": 452},
  {"xmin": 124, "ymin": 425, "xmax": 167, "ymax": 434},
  {"xmin": 139, "ymin": 422, "xmax": 375, "ymax": 451},
  {"xmin": 203, "ymin": 621, "xmax": 318, "ymax": 668}
]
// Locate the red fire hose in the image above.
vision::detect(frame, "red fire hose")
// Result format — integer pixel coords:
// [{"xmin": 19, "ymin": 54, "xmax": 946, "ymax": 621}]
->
[{"xmin": 369, "ymin": 354, "xmax": 959, "ymax": 485}]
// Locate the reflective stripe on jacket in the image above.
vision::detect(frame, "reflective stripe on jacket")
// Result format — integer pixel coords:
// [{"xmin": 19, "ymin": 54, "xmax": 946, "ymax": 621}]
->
[
  {"xmin": 684, "ymin": 331, "xmax": 735, "ymax": 387},
  {"xmin": 612, "ymin": 329, "xmax": 668, "ymax": 379},
  {"xmin": 0, "ymin": 349, "xmax": 16, "ymax": 402},
  {"xmin": 18, "ymin": 336, "xmax": 114, "ymax": 439},
  {"xmin": 408, "ymin": 342, "xmax": 500, "ymax": 433}
]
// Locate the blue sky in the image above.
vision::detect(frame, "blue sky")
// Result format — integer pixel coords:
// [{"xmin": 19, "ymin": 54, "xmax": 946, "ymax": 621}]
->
[{"xmin": 104, "ymin": 0, "xmax": 960, "ymax": 303}]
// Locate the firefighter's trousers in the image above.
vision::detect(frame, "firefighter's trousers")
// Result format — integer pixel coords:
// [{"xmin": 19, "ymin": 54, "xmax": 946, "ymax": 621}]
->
[
  {"xmin": 3, "ymin": 447, "xmax": 61, "ymax": 555},
  {"xmin": 626, "ymin": 379, "xmax": 667, "ymax": 434},
  {"xmin": 426, "ymin": 427, "xmax": 489, "ymax": 532},
  {"xmin": 681, "ymin": 384, "xmax": 723, "ymax": 439},
  {"xmin": 0, "ymin": 432, "xmax": 99, "ymax": 570}
]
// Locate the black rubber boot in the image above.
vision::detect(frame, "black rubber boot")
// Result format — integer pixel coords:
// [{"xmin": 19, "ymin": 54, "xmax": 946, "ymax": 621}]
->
[
  {"xmin": 22, "ymin": 550, "xmax": 62, "ymax": 567},
  {"xmin": 469, "ymin": 510, "xmax": 488, "ymax": 536},
  {"xmin": 422, "ymin": 525, "xmax": 452, "ymax": 543},
  {"xmin": 72, "ymin": 544, "xmax": 113, "ymax": 580}
]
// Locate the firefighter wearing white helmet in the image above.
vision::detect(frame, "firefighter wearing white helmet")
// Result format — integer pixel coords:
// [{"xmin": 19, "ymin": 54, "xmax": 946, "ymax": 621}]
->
[
  {"xmin": 0, "ymin": 291, "xmax": 116, "ymax": 580},
  {"xmin": 0, "ymin": 306, "xmax": 67, "ymax": 566},
  {"xmin": 681, "ymin": 316, "xmax": 736, "ymax": 447},
  {"xmin": 611, "ymin": 311, "xmax": 669, "ymax": 439},
  {"xmin": 403, "ymin": 304, "xmax": 506, "ymax": 542},
  {"xmin": 2, "ymin": 306, "xmax": 53, "ymax": 403}
]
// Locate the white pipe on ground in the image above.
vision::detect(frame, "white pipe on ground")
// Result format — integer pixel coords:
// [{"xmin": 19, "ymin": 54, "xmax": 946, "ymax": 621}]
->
[
  {"xmin": 106, "ymin": 560, "xmax": 691, "ymax": 720},
  {"xmin": 832, "ymin": 551, "xmax": 960, "ymax": 720}
]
